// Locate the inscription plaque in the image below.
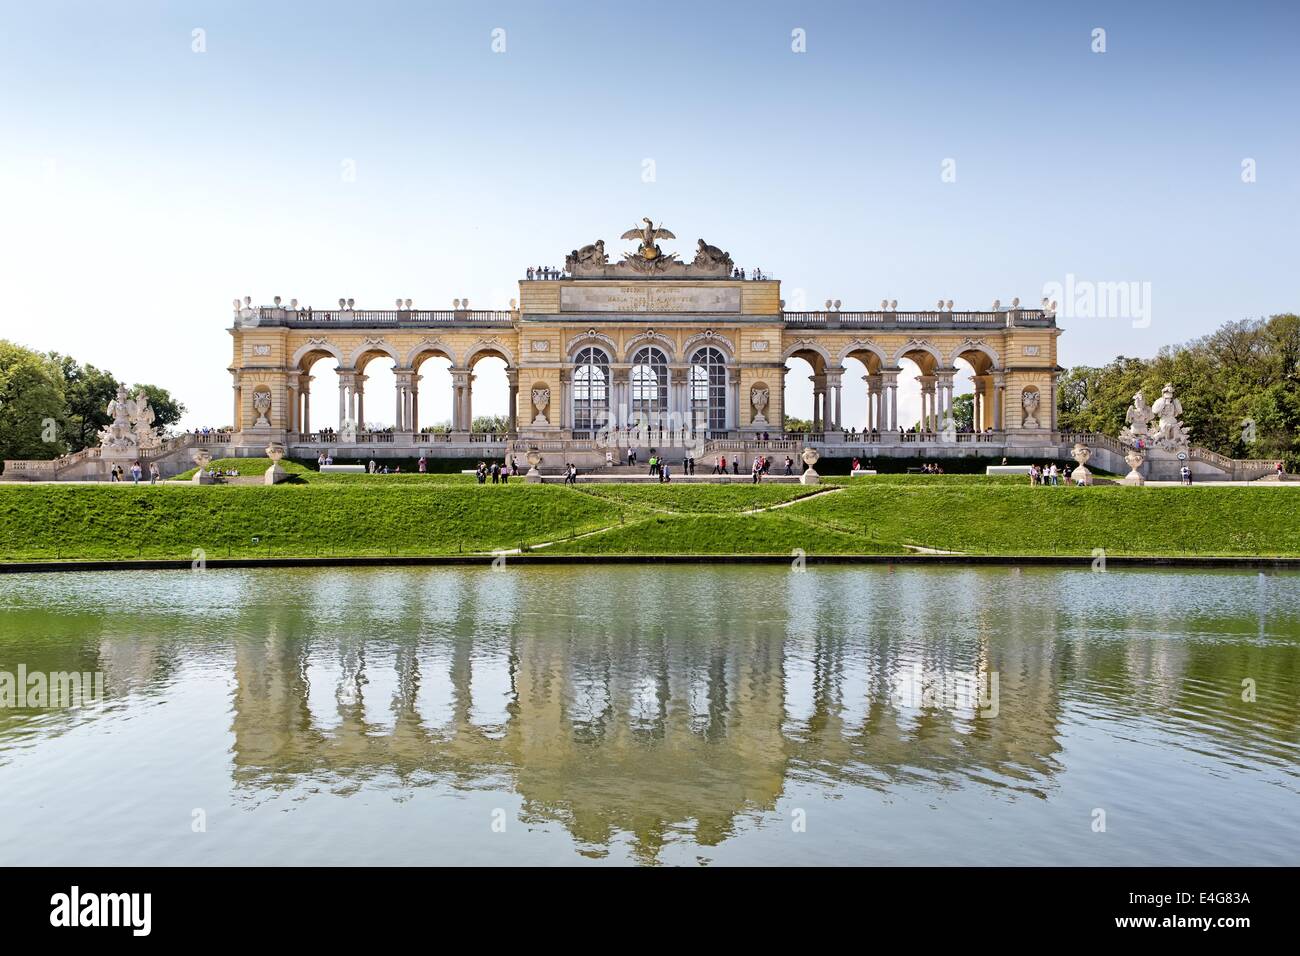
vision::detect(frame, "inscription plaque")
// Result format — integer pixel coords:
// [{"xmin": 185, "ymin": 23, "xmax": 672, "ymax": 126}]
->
[{"xmin": 561, "ymin": 285, "xmax": 741, "ymax": 314}]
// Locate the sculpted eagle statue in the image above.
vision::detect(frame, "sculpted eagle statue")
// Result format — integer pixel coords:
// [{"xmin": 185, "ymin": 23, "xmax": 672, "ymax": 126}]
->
[{"xmin": 620, "ymin": 217, "xmax": 676, "ymax": 260}]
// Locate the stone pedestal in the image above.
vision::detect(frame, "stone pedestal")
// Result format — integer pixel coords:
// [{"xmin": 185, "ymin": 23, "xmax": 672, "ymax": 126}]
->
[
  {"xmin": 1122, "ymin": 450, "xmax": 1146, "ymax": 486},
  {"xmin": 264, "ymin": 442, "xmax": 288, "ymax": 485},
  {"xmin": 525, "ymin": 449, "xmax": 544, "ymax": 484},
  {"xmin": 799, "ymin": 447, "xmax": 821, "ymax": 485}
]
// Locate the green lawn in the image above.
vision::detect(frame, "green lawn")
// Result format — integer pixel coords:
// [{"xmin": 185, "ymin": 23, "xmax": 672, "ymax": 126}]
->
[{"xmin": 2, "ymin": 480, "xmax": 1297, "ymax": 562}]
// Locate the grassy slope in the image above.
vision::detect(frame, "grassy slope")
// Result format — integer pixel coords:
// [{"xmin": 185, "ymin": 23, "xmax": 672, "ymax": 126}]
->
[
  {"xmin": 2, "ymin": 479, "xmax": 1297, "ymax": 561},
  {"xmin": 0, "ymin": 485, "xmax": 622, "ymax": 560}
]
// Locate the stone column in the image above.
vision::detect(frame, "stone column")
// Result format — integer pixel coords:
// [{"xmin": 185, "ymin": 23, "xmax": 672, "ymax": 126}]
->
[
  {"xmin": 1049, "ymin": 371, "xmax": 1059, "ymax": 433},
  {"xmin": 506, "ymin": 369, "xmax": 519, "ymax": 434},
  {"xmin": 824, "ymin": 368, "xmax": 843, "ymax": 432},
  {"xmin": 450, "ymin": 368, "xmax": 471, "ymax": 432},
  {"xmin": 232, "ymin": 374, "xmax": 242, "ymax": 431},
  {"xmin": 337, "ymin": 370, "xmax": 357, "ymax": 430},
  {"xmin": 302, "ymin": 379, "xmax": 311, "ymax": 434},
  {"xmin": 727, "ymin": 367, "xmax": 741, "ymax": 432},
  {"xmin": 879, "ymin": 369, "xmax": 899, "ymax": 432},
  {"xmin": 936, "ymin": 369, "xmax": 956, "ymax": 431},
  {"xmin": 411, "ymin": 373, "xmax": 421, "ymax": 433},
  {"xmin": 992, "ymin": 372, "xmax": 1006, "ymax": 431}
]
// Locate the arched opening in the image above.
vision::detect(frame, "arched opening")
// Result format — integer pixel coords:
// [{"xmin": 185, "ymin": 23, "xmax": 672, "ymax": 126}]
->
[
  {"xmin": 572, "ymin": 346, "xmax": 611, "ymax": 434},
  {"xmin": 630, "ymin": 346, "xmax": 668, "ymax": 423},
  {"xmin": 689, "ymin": 346, "xmax": 727, "ymax": 434},
  {"xmin": 467, "ymin": 352, "xmax": 510, "ymax": 434},
  {"xmin": 951, "ymin": 348, "xmax": 997, "ymax": 433},
  {"xmin": 842, "ymin": 348, "xmax": 883, "ymax": 435},
  {"xmin": 783, "ymin": 349, "xmax": 825, "ymax": 434},
  {"xmin": 412, "ymin": 350, "xmax": 454, "ymax": 433},
  {"xmin": 355, "ymin": 349, "xmax": 398, "ymax": 433},
  {"xmin": 895, "ymin": 349, "xmax": 937, "ymax": 433},
  {"xmin": 297, "ymin": 350, "xmax": 340, "ymax": 436}
]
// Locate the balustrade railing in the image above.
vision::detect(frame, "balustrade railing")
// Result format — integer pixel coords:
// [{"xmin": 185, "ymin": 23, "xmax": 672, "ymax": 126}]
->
[
  {"xmin": 782, "ymin": 309, "xmax": 1053, "ymax": 329},
  {"xmin": 239, "ymin": 308, "xmax": 514, "ymax": 328}
]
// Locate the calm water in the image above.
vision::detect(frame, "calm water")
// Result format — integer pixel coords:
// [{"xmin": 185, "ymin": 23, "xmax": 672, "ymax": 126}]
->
[{"xmin": 0, "ymin": 565, "xmax": 1297, "ymax": 866}]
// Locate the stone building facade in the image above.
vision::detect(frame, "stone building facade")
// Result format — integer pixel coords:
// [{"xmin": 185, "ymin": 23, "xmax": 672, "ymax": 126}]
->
[{"xmin": 222, "ymin": 220, "xmax": 1066, "ymax": 466}]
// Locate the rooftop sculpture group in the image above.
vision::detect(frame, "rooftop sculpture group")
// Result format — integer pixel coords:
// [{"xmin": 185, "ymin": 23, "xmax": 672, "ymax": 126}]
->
[{"xmin": 565, "ymin": 217, "xmax": 734, "ymax": 278}]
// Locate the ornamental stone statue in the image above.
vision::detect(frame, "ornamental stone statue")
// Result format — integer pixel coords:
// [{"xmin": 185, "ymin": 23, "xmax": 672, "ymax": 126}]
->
[
  {"xmin": 1020, "ymin": 389, "xmax": 1040, "ymax": 428},
  {"xmin": 1119, "ymin": 391, "xmax": 1154, "ymax": 446},
  {"xmin": 1150, "ymin": 382, "xmax": 1191, "ymax": 451},
  {"xmin": 751, "ymin": 386, "xmax": 769, "ymax": 425},
  {"xmin": 531, "ymin": 387, "xmax": 550, "ymax": 425}
]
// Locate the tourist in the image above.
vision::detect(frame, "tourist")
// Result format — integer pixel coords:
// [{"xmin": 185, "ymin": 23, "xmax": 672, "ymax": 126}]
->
[
  {"xmin": 1049, "ymin": 463, "xmax": 1059, "ymax": 486},
  {"xmin": 732, "ymin": 457, "xmax": 740, "ymax": 475},
  {"xmin": 130, "ymin": 460, "xmax": 142, "ymax": 484},
  {"xmin": 751, "ymin": 456, "xmax": 762, "ymax": 484},
  {"xmin": 606, "ymin": 449, "xmax": 614, "ymax": 468},
  {"xmin": 661, "ymin": 461, "xmax": 670, "ymax": 483},
  {"xmin": 491, "ymin": 461, "xmax": 500, "ymax": 484},
  {"xmin": 317, "ymin": 452, "xmax": 327, "ymax": 468},
  {"xmin": 368, "ymin": 458, "xmax": 377, "ymax": 474},
  {"xmin": 149, "ymin": 462, "xmax": 160, "ymax": 485},
  {"xmin": 1277, "ymin": 460, "xmax": 1285, "ymax": 478},
  {"xmin": 648, "ymin": 453, "xmax": 658, "ymax": 477},
  {"xmin": 784, "ymin": 455, "xmax": 793, "ymax": 476},
  {"xmin": 418, "ymin": 454, "xmax": 427, "ymax": 473},
  {"xmin": 1181, "ymin": 464, "xmax": 1192, "ymax": 485}
]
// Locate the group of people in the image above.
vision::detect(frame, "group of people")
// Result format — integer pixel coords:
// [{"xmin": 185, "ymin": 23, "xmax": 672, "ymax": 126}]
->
[
  {"xmin": 1029, "ymin": 463, "xmax": 1082, "ymax": 486},
  {"xmin": 476, "ymin": 456, "xmax": 521, "ymax": 483},
  {"xmin": 108, "ymin": 460, "xmax": 161, "ymax": 484},
  {"xmin": 731, "ymin": 267, "xmax": 767, "ymax": 280},
  {"xmin": 646, "ymin": 453, "xmax": 696, "ymax": 479},
  {"xmin": 525, "ymin": 266, "xmax": 565, "ymax": 280}
]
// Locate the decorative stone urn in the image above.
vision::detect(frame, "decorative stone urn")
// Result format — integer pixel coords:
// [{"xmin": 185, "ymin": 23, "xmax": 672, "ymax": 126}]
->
[
  {"xmin": 525, "ymin": 448, "xmax": 543, "ymax": 483},
  {"xmin": 264, "ymin": 441, "xmax": 287, "ymax": 485},
  {"xmin": 191, "ymin": 448, "xmax": 214, "ymax": 485},
  {"xmin": 800, "ymin": 446, "xmax": 821, "ymax": 486},
  {"xmin": 1123, "ymin": 449, "xmax": 1146, "ymax": 486},
  {"xmin": 1070, "ymin": 442, "xmax": 1093, "ymax": 486},
  {"xmin": 531, "ymin": 387, "xmax": 550, "ymax": 426},
  {"xmin": 751, "ymin": 386, "xmax": 769, "ymax": 425}
]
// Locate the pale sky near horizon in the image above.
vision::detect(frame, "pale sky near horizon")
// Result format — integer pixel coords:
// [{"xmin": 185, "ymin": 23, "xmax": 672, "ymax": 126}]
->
[{"xmin": 1, "ymin": 0, "xmax": 1296, "ymax": 431}]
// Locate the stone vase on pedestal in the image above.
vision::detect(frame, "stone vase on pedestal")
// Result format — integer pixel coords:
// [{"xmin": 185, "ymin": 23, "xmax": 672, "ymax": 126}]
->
[
  {"xmin": 192, "ymin": 448, "xmax": 214, "ymax": 485},
  {"xmin": 1122, "ymin": 449, "xmax": 1146, "ymax": 486},
  {"xmin": 264, "ymin": 442, "xmax": 288, "ymax": 485},
  {"xmin": 525, "ymin": 449, "xmax": 543, "ymax": 483},
  {"xmin": 1070, "ymin": 443, "xmax": 1094, "ymax": 486},
  {"xmin": 800, "ymin": 447, "xmax": 821, "ymax": 485}
]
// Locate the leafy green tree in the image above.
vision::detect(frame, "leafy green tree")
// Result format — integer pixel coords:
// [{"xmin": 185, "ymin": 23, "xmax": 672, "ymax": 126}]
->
[
  {"xmin": 128, "ymin": 383, "xmax": 186, "ymax": 431},
  {"xmin": 951, "ymin": 393, "xmax": 974, "ymax": 431},
  {"xmin": 471, "ymin": 414, "xmax": 510, "ymax": 433},
  {"xmin": 0, "ymin": 340, "xmax": 67, "ymax": 460},
  {"xmin": 50, "ymin": 354, "xmax": 118, "ymax": 452}
]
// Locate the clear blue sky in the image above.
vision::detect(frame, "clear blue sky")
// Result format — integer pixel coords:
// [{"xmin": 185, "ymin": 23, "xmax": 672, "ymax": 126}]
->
[{"xmin": 1, "ymin": 0, "xmax": 1296, "ymax": 428}]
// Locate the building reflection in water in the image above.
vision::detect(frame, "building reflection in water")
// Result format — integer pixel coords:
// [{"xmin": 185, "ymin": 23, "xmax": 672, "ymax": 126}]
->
[{"xmin": 2, "ymin": 566, "xmax": 1297, "ymax": 863}]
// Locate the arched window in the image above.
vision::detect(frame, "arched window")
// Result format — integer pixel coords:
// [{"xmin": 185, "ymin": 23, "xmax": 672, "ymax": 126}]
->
[
  {"xmin": 572, "ymin": 347, "xmax": 610, "ymax": 431},
  {"xmin": 689, "ymin": 347, "xmax": 728, "ymax": 432},
  {"xmin": 630, "ymin": 346, "xmax": 668, "ymax": 419}
]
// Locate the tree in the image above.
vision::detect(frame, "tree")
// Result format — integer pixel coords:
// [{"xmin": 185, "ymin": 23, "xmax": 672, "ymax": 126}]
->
[
  {"xmin": 128, "ymin": 383, "xmax": 186, "ymax": 431},
  {"xmin": 783, "ymin": 417, "xmax": 812, "ymax": 433},
  {"xmin": 471, "ymin": 414, "xmax": 510, "ymax": 433},
  {"xmin": 0, "ymin": 340, "xmax": 67, "ymax": 461},
  {"xmin": 50, "ymin": 354, "xmax": 118, "ymax": 452},
  {"xmin": 1056, "ymin": 314, "xmax": 1300, "ymax": 469},
  {"xmin": 951, "ymin": 393, "xmax": 974, "ymax": 431}
]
